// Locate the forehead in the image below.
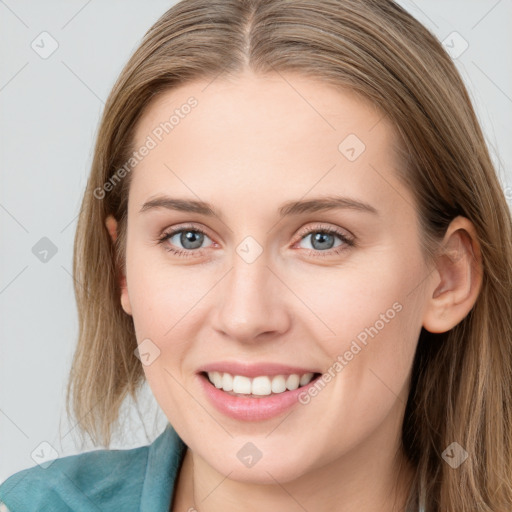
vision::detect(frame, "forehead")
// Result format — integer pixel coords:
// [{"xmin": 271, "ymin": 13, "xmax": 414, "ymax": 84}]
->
[
  {"xmin": 128, "ymin": 71, "xmax": 410, "ymax": 217},
  {"xmin": 132, "ymin": 70, "xmax": 392, "ymax": 148}
]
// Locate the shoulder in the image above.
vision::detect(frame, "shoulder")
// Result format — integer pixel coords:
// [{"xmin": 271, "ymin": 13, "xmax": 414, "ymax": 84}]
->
[
  {"xmin": 0, "ymin": 443, "xmax": 149, "ymax": 512},
  {"xmin": 0, "ymin": 424, "xmax": 185, "ymax": 512}
]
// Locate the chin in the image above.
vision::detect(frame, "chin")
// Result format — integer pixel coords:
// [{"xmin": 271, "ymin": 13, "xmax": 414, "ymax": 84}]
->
[
  {"xmin": 220, "ymin": 462, "xmax": 310, "ymax": 485},
  {"xmin": 203, "ymin": 441, "xmax": 316, "ymax": 485}
]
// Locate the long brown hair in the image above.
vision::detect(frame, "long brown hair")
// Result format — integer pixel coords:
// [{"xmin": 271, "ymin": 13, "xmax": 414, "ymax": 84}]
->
[{"xmin": 67, "ymin": 1, "xmax": 512, "ymax": 510}]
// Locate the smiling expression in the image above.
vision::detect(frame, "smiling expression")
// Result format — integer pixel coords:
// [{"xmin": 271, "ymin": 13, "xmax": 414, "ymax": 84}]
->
[{"xmin": 114, "ymin": 69, "xmax": 434, "ymax": 483}]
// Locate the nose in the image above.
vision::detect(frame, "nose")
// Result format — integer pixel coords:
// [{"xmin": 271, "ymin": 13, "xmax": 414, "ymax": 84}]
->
[{"xmin": 212, "ymin": 251, "xmax": 292, "ymax": 343}]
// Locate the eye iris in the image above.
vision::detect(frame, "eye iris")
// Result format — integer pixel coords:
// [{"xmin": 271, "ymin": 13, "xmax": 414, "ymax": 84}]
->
[
  {"xmin": 311, "ymin": 232, "xmax": 335, "ymax": 250},
  {"xmin": 181, "ymin": 230, "xmax": 204, "ymax": 250}
]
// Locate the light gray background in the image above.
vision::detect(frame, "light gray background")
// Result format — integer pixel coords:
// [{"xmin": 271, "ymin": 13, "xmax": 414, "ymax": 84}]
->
[{"xmin": 1, "ymin": 0, "xmax": 511, "ymax": 482}]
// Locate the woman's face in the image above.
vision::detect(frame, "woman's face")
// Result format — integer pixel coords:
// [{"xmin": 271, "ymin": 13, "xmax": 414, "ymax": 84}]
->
[{"xmin": 115, "ymin": 70, "xmax": 434, "ymax": 483}]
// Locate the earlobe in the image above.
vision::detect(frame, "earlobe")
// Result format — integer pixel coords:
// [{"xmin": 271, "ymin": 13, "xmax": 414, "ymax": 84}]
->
[
  {"xmin": 120, "ymin": 286, "xmax": 132, "ymax": 316},
  {"xmin": 422, "ymin": 217, "xmax": 483, "ymax": 334},
  {"xmin": 105, "ymin": 215, "xmax": 132, "ymax": 316},
  {"xmin": 105, "ymin": 214, "xmax": 118, "ymax": 243}
]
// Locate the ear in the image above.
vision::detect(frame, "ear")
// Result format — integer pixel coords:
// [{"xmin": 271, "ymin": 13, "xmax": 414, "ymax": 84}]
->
[
  {"xmin": 105, "ymin": 214, "xmax": 132, "ymax": 316},
  {"xmin": 422, "ymin": 216, "xmax": 483, "ymax": 333}
]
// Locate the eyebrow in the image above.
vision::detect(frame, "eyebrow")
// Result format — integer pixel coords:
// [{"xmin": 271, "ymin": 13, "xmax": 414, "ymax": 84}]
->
[{"xmin": 139, "ymin": 194, "xmax": 378, "ymax": 218}]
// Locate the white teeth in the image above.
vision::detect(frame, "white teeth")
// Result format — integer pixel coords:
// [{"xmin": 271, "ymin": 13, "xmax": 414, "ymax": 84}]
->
[
  {"xmin": 286, "ymin": 374, "xmax": 300, "ymax": 390},
  {"xmin": 299, "ymin": 373, "xmax": 314, "ymax": 386},
  {"xmin": 206, "ymin": 371, "xmax": 316, "ymax": 396},
  {"xmin": 271, "ymin": 375, "xmax": 286, "ymax": 393},
  {"xmin": 212, "ymin": 371, "xmax": 223, "ymax": 388},
  {"xmin": 233, "ymin": 375, "xmax": 252, "ymax": 394},
  {"xmin": 251, "ymin": 376, "xmax": 271, "ymax": 395},
  {"xmin": 221, "ymin": 372, "xmax": 233, "ymax": 391}
]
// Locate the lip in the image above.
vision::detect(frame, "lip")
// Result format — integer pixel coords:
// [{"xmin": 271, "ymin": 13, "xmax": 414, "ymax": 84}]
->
[
  {"xmin": 197, "ymin": 361, "xmax": 319, "ymax": 378},
  {"xmin": 197, "ymin": 371, "xmax": 322, "ymax": 422}
]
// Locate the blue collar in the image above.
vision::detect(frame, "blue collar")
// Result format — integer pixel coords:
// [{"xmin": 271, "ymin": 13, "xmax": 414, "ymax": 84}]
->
[
  {"xmin": 0, "ymin": 423, "xmax": 188, "ymax": 512},
  {"xmin": 140, "ymin": 423, "xmax": 188, "ymax": 511}
]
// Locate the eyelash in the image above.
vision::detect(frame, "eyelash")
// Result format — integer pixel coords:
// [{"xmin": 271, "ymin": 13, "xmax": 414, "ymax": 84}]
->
[{"xmin": 156, "ymin": 223, "xmax": 355, "ymax": 259}]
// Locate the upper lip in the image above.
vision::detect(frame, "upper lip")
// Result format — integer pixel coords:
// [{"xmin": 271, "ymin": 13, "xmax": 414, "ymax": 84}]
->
[{"xmin": 198, "ymin": 361, "xmax": 320, "ymax": 378}]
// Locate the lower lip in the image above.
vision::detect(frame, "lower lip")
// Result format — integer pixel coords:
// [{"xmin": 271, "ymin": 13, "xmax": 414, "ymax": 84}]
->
[{"xmin": 198, "ymin": 372, "xmax": 321, "ymax": 421}]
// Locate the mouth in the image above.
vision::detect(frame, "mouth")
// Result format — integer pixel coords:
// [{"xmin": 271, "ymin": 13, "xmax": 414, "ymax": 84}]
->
[
  {"xmin": 200, "ymin": 370, "xmax": 323, "ymax": 398},
  {"xmin": 197, "ymin": 367, "xmax": 324, "ymax": 421}
]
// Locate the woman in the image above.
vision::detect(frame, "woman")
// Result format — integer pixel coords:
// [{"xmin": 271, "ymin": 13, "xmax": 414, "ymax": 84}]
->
[{"xmin": 1, "ymin": 0, "xmax": 511, "ymax": 511}]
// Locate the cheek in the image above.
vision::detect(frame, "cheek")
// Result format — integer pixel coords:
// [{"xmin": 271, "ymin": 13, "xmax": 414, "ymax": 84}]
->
[
  {"xmin": 292, "ymin": 254, "xmax": 426, "ymax": 414},
  {"xmin": 292, "ymin": 250, "xmax": 424, "ymax": 346},
  {"xmin": 126, "ymin": 246, "xmax": 208, "ymax": 334},
  {"xmin": 125, "ymin": 258, "xmax": 203, "ymax": 412},
  {"xmin": 288, "ymin": 258, "xmax": 424, "ymax": 442}
]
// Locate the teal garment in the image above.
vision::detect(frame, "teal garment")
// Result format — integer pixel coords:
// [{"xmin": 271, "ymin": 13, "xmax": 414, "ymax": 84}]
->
[{"xmin": 0, "ymin": 423, "xmax": 187, "ymax": 512}]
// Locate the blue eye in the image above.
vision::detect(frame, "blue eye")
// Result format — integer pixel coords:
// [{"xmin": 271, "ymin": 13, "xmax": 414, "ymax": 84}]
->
[
  {"xmin": 157, "ymin": 225, "xmax": 213, "ymax": 257},
  {"xmin": 299, "ymin": 230, "xmax": 346, "ymax": 250},
  {"xmin": 294, "ymin": 226, "xmax": 355, "ymax": 258},
  {"xmin": 157, "ymin": 224, "xmax": 355, "ymax": 258}
]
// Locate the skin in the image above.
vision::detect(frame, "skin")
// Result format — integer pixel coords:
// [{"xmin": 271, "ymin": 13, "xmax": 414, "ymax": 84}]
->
[{"xmin": 106, "ymin": 68, "xmax": 482, "ymax": 512}]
